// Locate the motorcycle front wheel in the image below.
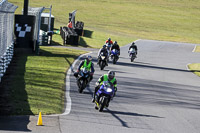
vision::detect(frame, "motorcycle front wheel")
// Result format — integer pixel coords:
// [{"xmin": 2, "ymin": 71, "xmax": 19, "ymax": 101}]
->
[
  {"xmin": 113, "ymin": 56, "xmax": 117, "ymax": 64},
  {"xmin": 98, "ymin": 96, "xmax": 107, "ymax": 112},
  {"xmin": 131, "ymin": 55, "xmax": 135, "ymax": 62},
  {"xmin": 100, "ymin": 61, "xmax": 105, "ymax": 70},
  {"xmin": 77, "ymin": 78, "xmax": 85, "ymax": 93}
]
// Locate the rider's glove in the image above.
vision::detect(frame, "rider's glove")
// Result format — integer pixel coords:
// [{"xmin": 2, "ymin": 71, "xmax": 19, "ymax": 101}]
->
[
  {"xmin": 114, "ymin": 87, "xmax": 117, "ymax": 92},
  {"xmin": 96, "ymin": 82, "xmax": 100, "ymax": 86}
]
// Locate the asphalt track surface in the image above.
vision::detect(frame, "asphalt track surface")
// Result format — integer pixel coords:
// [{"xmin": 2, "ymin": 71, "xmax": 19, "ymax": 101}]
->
[{"xmin": 0, "ymin": 39, "xmax": 200, "ymax": 133}]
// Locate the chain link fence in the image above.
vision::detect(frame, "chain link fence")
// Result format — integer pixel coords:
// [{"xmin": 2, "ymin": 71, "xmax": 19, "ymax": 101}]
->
[
  {"xmin": 0, "ymin": 0, "xmax": 18, "ymax": 82},
  {"xmin": 27, "ymin": 7, "xmax": 45, "ymax": 53}
]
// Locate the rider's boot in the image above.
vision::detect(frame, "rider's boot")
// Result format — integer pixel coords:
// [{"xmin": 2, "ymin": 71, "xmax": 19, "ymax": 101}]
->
[
  {"xmin": 91, "ymin": 98, "xmax": 95, "ymax": 103},
  {"xmin": 91, "ymin": 93, "xmax": 95, "ymax": 103},
  {"xmin": 106, "ymin": 60, "xmax": 108, "ymax": 66},
  {"xmin": 95, "ymin": 105, "xmax": 98, "ymax": 110},
  {"xmin": 106, "ymin": 102, "xmax": 109, "ymax": 107}
]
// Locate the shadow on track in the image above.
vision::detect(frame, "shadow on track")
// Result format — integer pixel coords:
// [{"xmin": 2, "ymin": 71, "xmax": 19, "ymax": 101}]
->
[
  {"xmin": 117, "ymin": 61, "xmax": 190, "ymax": 73},
  {"xmin": 104, "ymin": 108, "xmax": 163, "ymax": 128}
]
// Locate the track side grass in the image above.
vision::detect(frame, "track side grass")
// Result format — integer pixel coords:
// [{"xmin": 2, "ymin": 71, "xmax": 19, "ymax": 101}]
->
[
  {"xmin": 188, "ymin": 63, "xmax": 200, "ymax": 77},
  {"xmin": 194, "ymin": 46, "xmax": 200, "ymax": 52},
  {"xmin": 0, "ymin": 46, "xmax": 86, "ymax": 115},
  {"xmin": 188, "ymin": 46, "xmax": 200, "ymax": 77},
  {"xmin": 9, "ymin": 0, "xmax": 200, "ymax": 47}
]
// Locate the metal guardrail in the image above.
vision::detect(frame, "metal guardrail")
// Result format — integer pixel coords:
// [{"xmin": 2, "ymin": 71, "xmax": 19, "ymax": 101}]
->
[{"xmin": 0, "ymin": 0, "xmax": 17, "ymax": 82}]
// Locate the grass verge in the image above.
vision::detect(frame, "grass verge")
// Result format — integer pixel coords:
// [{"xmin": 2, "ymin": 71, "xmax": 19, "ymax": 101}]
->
[
  {"xmin": 194, "ymin": 46, "xmax": 200, "ymax": 52},
  {"xmin": 188, "ymin": 64, "xmax": 200, "ymax": 77},
  {"xmin": 0, "ymin": 46, "xmax": 86, "ymax": 115},
  {"xmin": 9, "ymin": 0, "xmax": 200, "ymax": 46},
  {"xmin": 53, "ymin": 29, "xmax": 136, "ymax": 48}
]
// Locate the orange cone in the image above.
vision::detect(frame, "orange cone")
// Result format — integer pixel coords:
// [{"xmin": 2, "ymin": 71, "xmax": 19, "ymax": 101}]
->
[{"xmin": 37, "ymin": 112, "xmax": 43, "ymax": 126}]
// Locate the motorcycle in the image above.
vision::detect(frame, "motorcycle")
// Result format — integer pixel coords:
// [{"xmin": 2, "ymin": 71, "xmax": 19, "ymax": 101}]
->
[
  {"xmin": 129, "ymin": 48, "xmax": 137, "ymax": 62},
  {"xmin": 110, "ymin": 49, "xmax": 119, "ymax": 64},
  {"xmin": 76, "ymin": 68, "xmax": 90, "ymax": 93},
  {"xmin": 94, "ymin": 81, "xmax": 115, "ymax": 112},
  {"xmin": 98, "ymin": 52, "xmax": 107, "ymax": 70}
]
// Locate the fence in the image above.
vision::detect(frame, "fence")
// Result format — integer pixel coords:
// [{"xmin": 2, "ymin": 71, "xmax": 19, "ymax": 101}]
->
[
  {"xmin": 0, "ymin": 0, "xmax": 18, "ymax": 82},
  {"xmin": 27, "ymin": 7, "xmax": 45, "ymax": 53}
]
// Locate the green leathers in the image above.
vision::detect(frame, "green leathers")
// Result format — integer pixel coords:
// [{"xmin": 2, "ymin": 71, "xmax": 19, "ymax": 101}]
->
[
  {"xmin": 81, "ymin": 59, "xmax": 92, "ymax": 71},
  {"xmin": 98, "ymin": 74, "xmax": 117, "ymax": 89}
]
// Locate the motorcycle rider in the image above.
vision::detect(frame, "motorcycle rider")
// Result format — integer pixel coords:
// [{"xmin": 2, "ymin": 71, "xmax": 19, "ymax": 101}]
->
[
  {"xmin": 128, "ymin": 42, "xmax": 138, "ymax": 56},
  {"xmin": 92, "ymin": 71, "xmax": 117, "ymax": 107},
  {"xmin": 111, "ymin": 41, "xmax": 120, "ymax": 55},
  {"xmin": 105, "ymin": 38, "xmax": 113, "ymax": 46},
  {"xmin": 105, "ymin": 38, "xmax": 113, "ymax": 52},
  {"xmin": 97, "ymin": 45, "xmax": 109, "ymax": 66},
  {"xmin": 74, "ymin": 55, "xmax": 95, "ymax": 84}
]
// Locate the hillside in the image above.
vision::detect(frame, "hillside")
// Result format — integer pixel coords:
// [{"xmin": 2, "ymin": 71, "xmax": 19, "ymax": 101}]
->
[{"xmin": 9, "ymin": 0, "xmax": 200, "ymax": 48}]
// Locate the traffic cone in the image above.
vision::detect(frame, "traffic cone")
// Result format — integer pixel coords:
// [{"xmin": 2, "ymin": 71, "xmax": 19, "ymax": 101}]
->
[{"xmin": 37, "ymin": 112, "xmax": 43, "ymax": 126}]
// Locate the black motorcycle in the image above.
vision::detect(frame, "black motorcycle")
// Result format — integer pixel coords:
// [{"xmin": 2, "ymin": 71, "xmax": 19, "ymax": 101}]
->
[
  {"xmin": 98, "ymin": 52, "xmax": 107, "ymax": 70},
  {"xmin": 76, "ymin": 68, "xmax": 90, "ymax": 93}
]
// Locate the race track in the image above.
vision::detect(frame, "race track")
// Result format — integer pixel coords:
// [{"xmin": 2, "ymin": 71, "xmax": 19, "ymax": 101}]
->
[
  {"xmin": 59, "ymin": 40, "xmax": 200, "ymax": 133},
  {"xmin": 1, "ymin": 39, "xmax": 200, "ymax": 133}
]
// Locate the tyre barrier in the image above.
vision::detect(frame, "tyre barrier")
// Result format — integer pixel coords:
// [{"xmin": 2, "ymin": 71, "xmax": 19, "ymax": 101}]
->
[{"xmin": 0, "ymin": 44, "xmax": 14, "ymax": 83}]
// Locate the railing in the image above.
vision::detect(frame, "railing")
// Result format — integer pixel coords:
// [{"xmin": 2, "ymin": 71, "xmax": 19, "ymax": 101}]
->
[{"xmin": 0, "ymin": 0, "xmax": 17, "ymax": 82}]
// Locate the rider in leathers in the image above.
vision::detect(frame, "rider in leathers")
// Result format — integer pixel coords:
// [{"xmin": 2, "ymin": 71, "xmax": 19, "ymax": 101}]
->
[
  {"xmin": 97, "ymin": 45, "xmax": 109, "ymax": 66},
  {"xmin": 128, "ymin": 42, "xmax": 138, "ymax": 56},
  {"xmin": 74, "ymin": 55, "xmax": 95, "ymax": 83},
  {"xmin": 92, "ymin": 71, "xmax": 117, "ymax": 107},
  {"xmin": 111, "ymin": 41, "xmax": 120, "ymax": 55}
]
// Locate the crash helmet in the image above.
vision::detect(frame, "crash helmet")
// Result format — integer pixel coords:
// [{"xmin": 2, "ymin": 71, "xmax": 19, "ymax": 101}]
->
[
  {"xmin": 103, "ymin": 44, "xmax": 107, "ymax": 49},
  {"xmin": 108, "ymin": 38, "xmax": 111, "ymax": 41},
  {"xmin": 113, "ymin": 41, "xmax": 117, "ymax": 45},
  {"xmin": 87, "ymin": 55, "xmax": 92, "ymax": 61},
  {"xmin": 108, "ymin": 70, "xmax": 115, "ymax": 80},
  {"xmin": 132, "ymin": 42, "xmax": 135, "ymax": 46}
]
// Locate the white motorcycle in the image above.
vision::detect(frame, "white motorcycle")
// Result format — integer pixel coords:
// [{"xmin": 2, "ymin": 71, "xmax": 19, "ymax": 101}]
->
[{"xmin": 128, "ymin": 48, "xmax": 137, "ymax": 62}]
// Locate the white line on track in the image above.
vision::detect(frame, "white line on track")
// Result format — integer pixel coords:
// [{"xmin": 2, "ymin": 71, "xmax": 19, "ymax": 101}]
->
[
  {"xmin": 134, "ymin": 39, "xmax": 141, "ymax": 43},
  {"xmin": 48, "ymin": 52, "xmax": 92, "ymax": 117},
  {"xmin": 62, "ymin": 52, "xmax": 92, "ymax": 115},
  {"xmin": 120, "ymin": 39, "xmax": 141, "ymax": 49},
  {"xmin": 186, "ymin": 63, "xmax": 191, "ymax": 71},
  {"xmin": 192, "ymin": 45, "xmax": 197, "ymax": 52}
]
